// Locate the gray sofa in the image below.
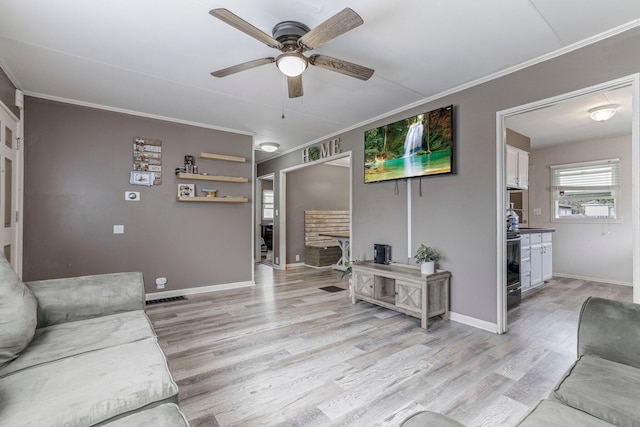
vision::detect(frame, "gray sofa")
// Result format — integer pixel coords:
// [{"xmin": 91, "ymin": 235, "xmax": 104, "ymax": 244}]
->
[
  {"xmin": 0, "ymin": 255, "xmax": 189, "ymax": 426},
  {"xmin": 401, "ymin": 297, "xmax": 640, "ymax": 426}
]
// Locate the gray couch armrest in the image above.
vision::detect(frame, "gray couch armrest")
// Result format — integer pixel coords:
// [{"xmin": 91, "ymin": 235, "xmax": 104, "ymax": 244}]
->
[
  {"xmin": 577, "ymin": 296, "xmax": 640, "ymax": 369},
  {"xmin": 26, "ymin": 272, "xmax": 145, "ymax": 328}
]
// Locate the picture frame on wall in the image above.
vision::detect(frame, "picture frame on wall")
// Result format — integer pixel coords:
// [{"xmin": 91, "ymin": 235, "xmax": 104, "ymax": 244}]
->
[
  {"xmin": 178, "ymin": 183, "xmax": 195, "ymax": 197},
  {"xmin": 129, "ymin": 171, "xmax": 154, "ymax": 186}
]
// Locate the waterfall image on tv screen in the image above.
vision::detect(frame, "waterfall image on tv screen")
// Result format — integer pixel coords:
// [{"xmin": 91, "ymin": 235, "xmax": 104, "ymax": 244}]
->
[{"xmin": 364, "ymin": 105, "xmax": 453, "ymax": 183}]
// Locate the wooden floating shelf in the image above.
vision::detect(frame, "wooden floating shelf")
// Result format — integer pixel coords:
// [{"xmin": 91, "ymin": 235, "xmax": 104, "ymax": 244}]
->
[
  {"xmin": 177, "ymin": 196, "xmax": 249, "ymax": 203},
  {"xmin": 198, "ymin": 152, "xmax": 246, "ymax": 163},
  {"xmin": 176, "ymin": 173, "xmax": 248, "ymax": 183}
]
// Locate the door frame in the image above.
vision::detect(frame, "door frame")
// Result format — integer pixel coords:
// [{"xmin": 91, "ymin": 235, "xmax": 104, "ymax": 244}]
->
[
  {"xmin": 255, "ymin": 172, "xmax": 274, "ymax": 262},
  {"xmin": 0, "ymin": 96, "xmax": 23, "ymax": 276},
  {"xmin": 277, "ymin": 151, "xmax": 352, "ymax": 270},
  {"xmin": 496, "ymin": 74, "xmax": 640, "ymax": 333}
]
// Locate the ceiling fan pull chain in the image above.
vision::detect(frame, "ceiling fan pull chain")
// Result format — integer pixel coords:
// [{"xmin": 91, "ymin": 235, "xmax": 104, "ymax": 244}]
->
[{"xmin": 282, "ymin": 75, "xmax": 286, "ymax": 119}]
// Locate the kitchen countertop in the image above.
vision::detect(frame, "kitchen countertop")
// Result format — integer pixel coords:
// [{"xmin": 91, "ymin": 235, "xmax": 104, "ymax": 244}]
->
[{"xmin": 516, "ymin": 227, "xmax": 555, "ymax": 234}]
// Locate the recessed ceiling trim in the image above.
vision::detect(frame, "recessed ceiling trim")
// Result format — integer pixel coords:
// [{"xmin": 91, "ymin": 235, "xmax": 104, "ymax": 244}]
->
[{"xmin": 258, "ymin": 18, "xmax": 640, "ymax": 164}]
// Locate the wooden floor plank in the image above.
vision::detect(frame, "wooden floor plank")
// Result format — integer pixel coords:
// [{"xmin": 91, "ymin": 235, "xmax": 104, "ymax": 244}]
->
[{"xmin": 146, "ymin": 266, "xmax": 632, "ymax": 426}]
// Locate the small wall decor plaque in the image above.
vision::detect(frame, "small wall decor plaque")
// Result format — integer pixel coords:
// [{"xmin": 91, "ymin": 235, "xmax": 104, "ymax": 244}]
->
[
  {"xmin": 133, "ymin": 137, "xmax": 162, "ymax": 185},
  {"xmin": 130, "ymin": 171, "xmax": 154, "ymax": 186},
  {"xmin": 178, "ymin": 183, "xmax": 195, "ymax": 197}
]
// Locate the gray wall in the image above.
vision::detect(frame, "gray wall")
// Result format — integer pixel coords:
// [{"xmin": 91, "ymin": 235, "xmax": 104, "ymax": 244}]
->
[
  {"xmin": 24, "ymin": 97, "xmax": 253, "ymax": 294},
  {"xmin": 286, "ymin": 164, "xmax": 349, "ymax": 263},
  {"xmin": 529, "ymin": 135, "xmax": 632, "ymax": 284},
  {"xmin": 258, "ymin": 26, "xmax": 640, "ymax": 324},
  {"xmin": 0, "ymin": 66, "xmax": 18, "ymax": 117},
  {"xmin": 506, "ymin": 128, "xmax": 531, "ymax": 152}
]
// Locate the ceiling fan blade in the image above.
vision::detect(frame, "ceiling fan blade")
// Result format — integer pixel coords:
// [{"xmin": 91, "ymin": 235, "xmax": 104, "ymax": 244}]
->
[
  {"xmin": 309, "ymin": 54, "xmax": 374, "ymax": 81},
  {"xmin": 287, "ymin": 75, "xmax": 303, "ymax": 98},
  {"xmin": 211, "ymin": 58, "xmax": 275, "ymax": 78},
  {"xmin": 209, "ymin": 8, "xmax": 283, "ymax": 50},
  {"xmin": 298, "ymin": 8, "xmax": 363, "ymax": 50}
]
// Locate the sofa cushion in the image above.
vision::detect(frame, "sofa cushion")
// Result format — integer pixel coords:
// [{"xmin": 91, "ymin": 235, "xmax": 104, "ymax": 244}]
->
[
  {"xmin": 0, "ymin": 256, "xmax": 37, "ymax": 368},
  {"xmin": 519, "ymin": 400, "xmax": 613, "ymax": 426},
  {"xmin": 400, "ymin": 410, "xmax": 465, "ymax": 427},
  {"xmin": 551, "ymin": 355, "xmax": 640, "ymax": 427},
  {"xmin": 0, "ymin": 310, "xmax": 154, "ymax": 377},
  {"xmin": 101, "ymin": 403, "xmax": 189, "ymax": 427},
  {"xmin": 0, "ymin": 337, "xmax": 179, "ymax": 427}
]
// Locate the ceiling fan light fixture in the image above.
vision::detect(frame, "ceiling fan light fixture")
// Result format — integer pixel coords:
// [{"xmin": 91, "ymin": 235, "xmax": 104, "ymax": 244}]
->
[
  {"xmin": 260, "ymin": 142, "xmax": 280, "ymax": 152},
  {"xmin": 276, "ymin": 53, "xmax": 308, "ymax": 77},
  {"xmin": 589, "ymin": 104, "xmax": 619, "ymax": 121}
]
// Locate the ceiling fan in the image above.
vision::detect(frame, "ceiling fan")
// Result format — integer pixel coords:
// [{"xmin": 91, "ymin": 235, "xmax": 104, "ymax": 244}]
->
[{"xmin": 209, "ymin": 8, "xmax": 374, "ymax": 98}]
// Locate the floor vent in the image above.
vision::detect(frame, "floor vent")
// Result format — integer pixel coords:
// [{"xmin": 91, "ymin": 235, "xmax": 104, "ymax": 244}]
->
[
  {"xmin": 319, "ymin": 285, "xmax": 347, "ymax": 293},
  {"xmin": 146, "ymin": 296, "xmax": 187, "ymax": 305}
]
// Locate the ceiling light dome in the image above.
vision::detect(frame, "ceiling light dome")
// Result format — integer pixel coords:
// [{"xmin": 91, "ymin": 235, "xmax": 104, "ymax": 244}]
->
[
  {"xmin": 276, "ymin": 53, "xmax": 308, "ymax": 77},
  {"xmin": 260, "ymin": 142, "xmax": 280, "ymax": 152},
  {"xmin": 589, "ymin": 104, "xmax": 619, "ymax": 121}
]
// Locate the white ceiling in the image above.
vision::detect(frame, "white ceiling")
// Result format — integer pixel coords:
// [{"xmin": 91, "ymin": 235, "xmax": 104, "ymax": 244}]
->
[
  {"xmin": 1, "ymin": 1, "xmax": 639, "ymax": 162},
  {"xmin": 506, "ymin": 85, "xmax": 633, "ymax": 149}
]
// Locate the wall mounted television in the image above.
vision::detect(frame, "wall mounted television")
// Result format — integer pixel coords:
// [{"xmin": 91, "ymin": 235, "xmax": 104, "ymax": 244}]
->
[{"xmin": 364, "ymin": 105, "xmax": 454, "ymax": 183}]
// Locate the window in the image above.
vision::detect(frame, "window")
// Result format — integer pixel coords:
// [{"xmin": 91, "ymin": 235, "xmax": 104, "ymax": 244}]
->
[
  {"xmin": 262, "ymin": 190, "xmax": 274, "ymax": 220},
  {"xmin": 550, "ymin": 158, "xmax": 620, "ymax": 220}
]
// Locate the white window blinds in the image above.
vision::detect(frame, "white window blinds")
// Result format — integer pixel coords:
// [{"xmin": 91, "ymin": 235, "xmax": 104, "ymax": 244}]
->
[{"xmin": 551, "ymin": 158, "xmax": 620, "ymax": 190}]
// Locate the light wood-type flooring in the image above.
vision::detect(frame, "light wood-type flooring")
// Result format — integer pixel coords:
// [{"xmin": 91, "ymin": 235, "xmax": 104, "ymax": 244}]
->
[{"xmin": 146, "ymin": 265, "xmax": 632, "ymax": 427}]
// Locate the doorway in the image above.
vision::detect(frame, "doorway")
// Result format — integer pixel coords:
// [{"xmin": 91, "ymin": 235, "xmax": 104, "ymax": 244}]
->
[
  {"xmin": 0, "ymin": 101, "xmax": 21, "ymax": 273},
  {"xmin": 256, "ymin": 173, "xmax": 274, "ymax": 266},
  {"xmin": 496, "ymin": 74, "xmax": 640, "ymax": 333},
  {"xmin": 277, "ymin": 152, "xmax": 352, "ymax": 270}
]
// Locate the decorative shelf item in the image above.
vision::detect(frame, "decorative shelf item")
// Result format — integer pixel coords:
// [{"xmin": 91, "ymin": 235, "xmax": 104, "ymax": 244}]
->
[
  {"xmin": 201, "ymin": 188, "xmax": 218, "ymax": 197},
  {"xmin": 175, "ymin": 173, "xmax": 248, "ymax": 183},
  {"xmin": 177, "ymin": 196, "xmax": 248, "ymax": 203},
  {"xmin": 198, "ymin": 152, "xmax": 246, "ymax": 163}
]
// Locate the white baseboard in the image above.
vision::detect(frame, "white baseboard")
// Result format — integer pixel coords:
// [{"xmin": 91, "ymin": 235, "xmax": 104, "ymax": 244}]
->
[
  {"xmin": 146, "ymin": 280, "xmax": 255, "ymax": 301},
  {"xmin": 286, "ymin": 263, "xmax": 306, "ymax": 269},
  {"xmin": 449, "ymin": 311, "xmax": 499, "ymax": 333},
  {"xmin": 303, "ymin": 264, "xmax": 333, "ymax": 270},
  {"xmin": 552, "ymin": 273, "xmax": 632, "ymax": 287}
]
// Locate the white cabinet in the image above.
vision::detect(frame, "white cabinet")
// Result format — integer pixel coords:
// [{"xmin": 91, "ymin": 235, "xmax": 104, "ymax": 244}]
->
[
  {"xmin": 520, "ymin": 235, "xmax": 531, "ymax": 291},
  {"xmin": 521, "ymin": 231, "xmax": 552, "ymax": 291},
  {"xmin": 506, "ymin": 145, "xmax": 529, "ymax": 190},
  {"xmin": 542, "ymin": 234, "xmax": 553, "ymax": 281}
]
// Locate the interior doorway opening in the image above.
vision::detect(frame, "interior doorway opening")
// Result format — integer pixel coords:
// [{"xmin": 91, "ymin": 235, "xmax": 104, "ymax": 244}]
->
[
  {"xmin": 256, "ymin": 173, "xmax": 274, "ymax": 266},
  {"xmin": 496, "ymin": 74, "xmax": 640, "ymax": 333},
  {"xmin": 277, "ymin": 152, "xmax": 352, "ymax": 270}
]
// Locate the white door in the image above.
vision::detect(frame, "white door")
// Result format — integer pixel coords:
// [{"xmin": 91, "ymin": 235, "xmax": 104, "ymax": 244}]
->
[{"xmin": 0, "ymin": 105, "xmax": 19, "ymax": 270}]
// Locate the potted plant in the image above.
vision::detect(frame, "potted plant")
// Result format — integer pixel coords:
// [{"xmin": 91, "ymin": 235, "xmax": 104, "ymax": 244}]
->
[
  {"xmin": 341, "ymin": 260, "xmax": 353, "ymax": 279},
  {"xmin": 414, "ymin": 244, "xmax": 441, "ymax": 275}
]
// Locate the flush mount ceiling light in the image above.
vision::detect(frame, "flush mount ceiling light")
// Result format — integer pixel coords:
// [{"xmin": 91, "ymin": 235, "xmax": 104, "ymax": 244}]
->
[
  {"xmin": 589, "ymin": 104, "xmax": 619, "ymax": 121},
  {"xmin": 260, "ymin": 142, "xmax": 280, "ymax": 152},
  {"xmin": 276, "ymin": 52, "xmax": 308, "ymax": 77}
]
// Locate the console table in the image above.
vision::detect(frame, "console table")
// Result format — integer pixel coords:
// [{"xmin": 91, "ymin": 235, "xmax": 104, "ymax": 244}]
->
[{"xmin": 351, "ymin": 261, "xmax": 450, "ymax": 329}]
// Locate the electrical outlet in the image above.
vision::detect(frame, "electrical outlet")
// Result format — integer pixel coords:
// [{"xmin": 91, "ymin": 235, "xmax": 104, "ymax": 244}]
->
[
  {"xmin": 113, "ymin": 225, "xmax": 124, "ymax": 234},
  {"xmin": 295, "ymin": 254, "xmax": 300, "ymax": 261},
  {"xmin": 533, "ymin": 208, "xmax": 542, "ymax": 216},
  {"xmin": 275, "ymin": 257, "xmax": 279, "ymax": 264}
]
